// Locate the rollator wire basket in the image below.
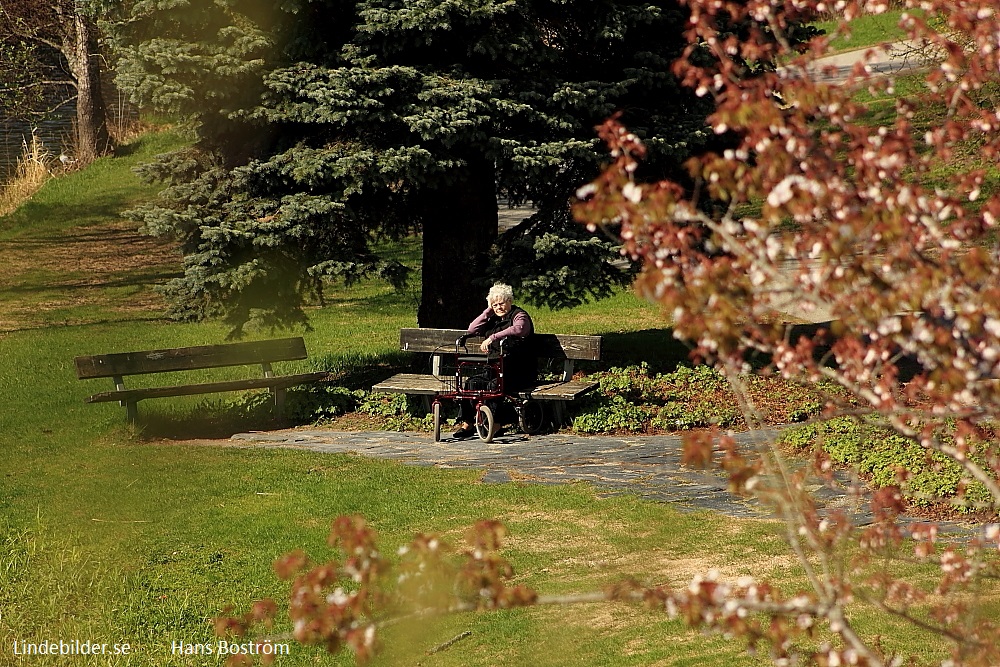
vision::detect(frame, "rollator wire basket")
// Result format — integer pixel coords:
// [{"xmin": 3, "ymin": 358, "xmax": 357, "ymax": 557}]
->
[
  {"xmin": 428, "ymin": 341, "xmax": 545, "ymax": 444},
  {"xmin": 458, "ymin": 362, "xmax": 499, "ymax": 394}
]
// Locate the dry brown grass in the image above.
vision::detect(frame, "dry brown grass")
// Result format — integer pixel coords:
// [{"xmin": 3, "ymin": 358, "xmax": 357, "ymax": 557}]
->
[
  {"xmin": 0, "ymin": 219, "xmax": 182, "ymax": 332},
  {"xmin": 0, "ymin": 131, "xmax": 54, "ymax": 217}
]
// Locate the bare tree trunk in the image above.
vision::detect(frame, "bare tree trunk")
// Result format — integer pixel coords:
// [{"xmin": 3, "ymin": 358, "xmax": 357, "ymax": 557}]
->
[
  {"xmin": 67, "ymin": 11, "xmax": 112, "ymax": 164},
  {"xmin": 418, "ymin": 154, "xmax": 498, "ymax": 328}
]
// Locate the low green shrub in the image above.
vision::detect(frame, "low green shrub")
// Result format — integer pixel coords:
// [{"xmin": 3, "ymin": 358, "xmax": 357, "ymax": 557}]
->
[
  {"xmin": 572, "ymin": 395, "xmax": 654, "ymax": 434},
  {"xmin": 659, "ymin": 364, "xmax": 730, "ymax": 400},
  {"xmin": 356, "ymin": 391, "xmax": 434, "ymax": 431},
  {"xmin": 651, "ymin": 401, "xmax": 741, "ymax": 431},
  {"xmin": 597, "ymin": 362, "xmax": 661, "ymax": 402},
  {"xmin": 573, "ymin": 363, "xmax": 742, "ymax": 434},
  {"xmin": 778, "ymin": 417, "xmax": 994, "ymax": 511},
  {"xmin": 356, "ymin": 391, "xmax": 411, "ymax": 417}
]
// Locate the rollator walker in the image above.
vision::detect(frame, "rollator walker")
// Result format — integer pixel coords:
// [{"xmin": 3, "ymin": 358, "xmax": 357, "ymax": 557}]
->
[{"xmin": 431, "ymin": 335, "xmax": 545, "ymax": 442}]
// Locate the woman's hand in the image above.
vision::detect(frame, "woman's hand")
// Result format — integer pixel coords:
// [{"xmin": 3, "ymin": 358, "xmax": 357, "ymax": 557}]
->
[{"xmin": 480, "ymin": 336, "xmax": 492, "ymax": 353}]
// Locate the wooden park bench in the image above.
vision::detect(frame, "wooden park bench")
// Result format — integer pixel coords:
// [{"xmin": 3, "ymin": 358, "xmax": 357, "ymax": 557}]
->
[
  {"xmin": 75, "ymin": 337, "xmax": 328, "ymax": 423},
  {"xmin": 372, "ymin": 328, "xmax": 602, "ymax": 428}
]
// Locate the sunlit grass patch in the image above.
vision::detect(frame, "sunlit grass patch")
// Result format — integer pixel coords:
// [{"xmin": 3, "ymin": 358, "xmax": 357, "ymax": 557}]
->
[
  {"xmin": 813, "ymin": 9, "xmax": 919, "ymax": 54},
  {"xmin": 0, "ymin": 128, "xmax": 188, "ymax": 239}
]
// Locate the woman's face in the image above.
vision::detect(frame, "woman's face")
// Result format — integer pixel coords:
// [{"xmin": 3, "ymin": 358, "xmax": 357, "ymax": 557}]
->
[{"xmin": 490, "ymin": 298, "xmax": 512, "ymax": 316}]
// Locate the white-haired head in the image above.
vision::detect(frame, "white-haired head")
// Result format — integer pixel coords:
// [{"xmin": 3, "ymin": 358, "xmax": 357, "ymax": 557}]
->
[{"xmin": 487, "ymin": 283, "xmax": 514, "ymax": 306}]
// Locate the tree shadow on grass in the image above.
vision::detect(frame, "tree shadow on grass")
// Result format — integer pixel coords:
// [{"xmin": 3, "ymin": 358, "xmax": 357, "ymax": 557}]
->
[
  {"xmin": 320, "ymin": 289, "xmax": 420, "ymax": 319},
  {"xmin": 138, "ymin": 403, "xmax": 277, "ymax": 441},
  {"xmin": 598, "ymin": 324, "xmax": 843, "ymax": 374},
  {"xmin": 716, "ymin": 321, "xmax": 925, "ymax": 387},
  {"xmin": 311, "ymin": 349, "xmax": 422, "ymax": 389},
  {"xmin": 778, "ymin": 321, "xmax": 922, "ymax": 382},
  {"xmin": 595, "ymin": 328, "xmax": 695, "ymax": 373},
  {"xmin": 137, "ymin": 350, "xmax": 422, "ymax": 440},
  {"xmin": 596, "ymin": 322, "xmax": 923, "ymax": 381}
]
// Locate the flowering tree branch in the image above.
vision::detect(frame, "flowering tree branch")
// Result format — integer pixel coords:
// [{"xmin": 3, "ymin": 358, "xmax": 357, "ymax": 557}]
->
[{"xmin": 574, "ymin": 0, "xmax": 1000, "ymax": 510}]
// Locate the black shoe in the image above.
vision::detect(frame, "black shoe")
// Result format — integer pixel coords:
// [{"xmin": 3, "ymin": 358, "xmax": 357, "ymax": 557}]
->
[{"xmin": 453, "ymin": 424, "xmax": 475, "ymax": 439}]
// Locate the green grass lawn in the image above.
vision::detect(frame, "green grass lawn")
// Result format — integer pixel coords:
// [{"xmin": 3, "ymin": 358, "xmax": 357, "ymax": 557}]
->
[
  {"xmin": 0, "ymin": 127, "xmax": 990, "ymax": 667},
  {"xmin": 813, "ymin": 10, "xmax": 917, "ymax": 53},
  {"xmin": 0, "ymin": 128, "xmax": 781, "ymax": 667},
  {"xmin": 1, "ymin": 313, "xmax": 798, "ymax": 667}
]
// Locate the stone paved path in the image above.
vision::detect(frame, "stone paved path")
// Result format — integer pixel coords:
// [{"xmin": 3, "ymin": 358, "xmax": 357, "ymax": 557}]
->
[
  {"xmin": 227, "ymin": 428, "xmax": 985, "ymax": 538},
  {"xmin": 233, "ymin": 428, "xmax": 770, "ymax": 517},
  {"xmin": 229, "ymin": 427, "xmax": 880, "ymax": 519}
]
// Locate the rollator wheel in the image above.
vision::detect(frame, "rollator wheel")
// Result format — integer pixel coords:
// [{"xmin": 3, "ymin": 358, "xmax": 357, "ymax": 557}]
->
[
  {"xmin": 432, "ymin": 402, "xmax": 441, "ymax": 442},
  {"xmin": 475, "ymin": 403, "xmax": 496, "ymax": 443},
  {"xmin": 518, "ymin": 399, "xmax": 546, "ymax": 435}
]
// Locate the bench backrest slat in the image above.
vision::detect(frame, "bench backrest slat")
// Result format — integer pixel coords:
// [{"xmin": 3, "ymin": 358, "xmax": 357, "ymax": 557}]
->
[
  {"xmin": 74, "ymin": 337, "xmax": 309, "ymax": 379},
  {"xmin": 399, "ymin": 328, "xmax": 600, "ymax": 361}
]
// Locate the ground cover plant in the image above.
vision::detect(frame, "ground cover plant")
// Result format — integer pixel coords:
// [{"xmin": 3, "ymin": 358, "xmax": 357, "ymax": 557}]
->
[{"xmin": 778, "ymin": 417, "xmax": 997, "ymax": 514}]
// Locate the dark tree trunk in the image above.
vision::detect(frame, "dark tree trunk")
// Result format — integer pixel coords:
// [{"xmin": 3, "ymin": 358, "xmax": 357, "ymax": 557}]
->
[
  {"xmin": 68, "ymin": 12, "xmax": 112, "ymax": 164},
  {"xmin": 418, "ymin": 155, "xmax": 498, "ymax": 328}
]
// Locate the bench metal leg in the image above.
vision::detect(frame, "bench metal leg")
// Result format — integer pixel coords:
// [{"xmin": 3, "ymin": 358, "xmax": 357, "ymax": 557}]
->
[
  {"xmin": 552, "ymin": 401, "xmax": 567, "ymax": 428},
  {"xmin": 272, "ymin": 387, "xmax": 286, "ymax": 417},
  {"xmin": 125, "ymin": 401, "xmax": 138, "ymax": 424}
]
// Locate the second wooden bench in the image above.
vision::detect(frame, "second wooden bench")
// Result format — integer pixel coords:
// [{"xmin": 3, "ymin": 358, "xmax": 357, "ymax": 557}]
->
[{"xmin": 75, "ymin": 337, "xmax": 328, "ymax": 423}]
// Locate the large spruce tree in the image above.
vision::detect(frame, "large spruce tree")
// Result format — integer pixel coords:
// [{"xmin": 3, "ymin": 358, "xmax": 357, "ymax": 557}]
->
[{"xmin": 117, "ymin": 0, "xmax": 714, "ymax": 331}]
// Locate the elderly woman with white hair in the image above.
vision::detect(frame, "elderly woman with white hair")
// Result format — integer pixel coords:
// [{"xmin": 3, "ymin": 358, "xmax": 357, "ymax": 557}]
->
[{"xmin": 452, "ymin": 283, "xmax": 537, "ymax": 439}]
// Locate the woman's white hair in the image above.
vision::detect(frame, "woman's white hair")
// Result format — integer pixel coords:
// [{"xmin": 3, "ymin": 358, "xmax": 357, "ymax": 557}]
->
[{"xmin": 487, "ymin": 283, "xmax": 514, "ymax": 305}]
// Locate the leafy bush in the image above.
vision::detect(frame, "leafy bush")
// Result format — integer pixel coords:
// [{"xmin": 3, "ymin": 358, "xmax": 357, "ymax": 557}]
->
[
  {"xmin": 778, "ymin": 418, "xmax": 994, "ymax": 511},
  {"xmin": 658, "ymin": 364, "xmax": 730, "ymax": 401},
  {"xmin": 356, "ymin": 391, "xmax": 411, "ymax": 418},
  {"xmin": 356, "ymin": 391, "xmax": 434, "ymax": 432},
  {"xmin": 651, "ymin": 401, "xmax": 741, "ymax": 431},
  {"xmin": 572, "ymin": 395, "xmax": 654, "ymax": 434},
  {"xmin": 596, "ymin": 362, "xmax": 661, "ymax": 402},
  {"xmin": 574, "ymin": 363, "xmax": 742, "ymax": 433}
]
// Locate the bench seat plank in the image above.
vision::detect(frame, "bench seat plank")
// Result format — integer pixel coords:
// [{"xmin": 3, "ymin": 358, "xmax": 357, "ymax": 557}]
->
[
  {"xmin": 371, "ymin": 373, "xmax": 596, "ymax": 401},
  {"xmin": 371, "ymin": 373, "xmax": 450, "ymax": 396},
  {"xmin": 521, "ymin": 379, "xmax": 598, "ymax": 401},
  {"xmin": 84, "ymin": 372, "xmax": 328, "ymax": 404}
]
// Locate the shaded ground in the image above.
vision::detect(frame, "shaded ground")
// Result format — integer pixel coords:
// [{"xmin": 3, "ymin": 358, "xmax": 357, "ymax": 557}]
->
[{"xmin": 0, "ymin": 220, "xmax": 181, "ymax": 332}]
